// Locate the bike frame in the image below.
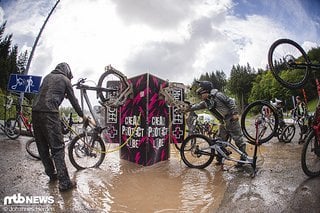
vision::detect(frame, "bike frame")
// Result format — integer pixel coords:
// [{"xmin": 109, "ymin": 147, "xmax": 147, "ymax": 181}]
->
[
  {"xmin": 18, "ymin": 109, "xmax": 33, "ymax": 133},
  {"xmin": 75, "ymin": 79, "xmax": 122, "ymax": 142},
  {"xmin": 208, "ymin": 139, "xmax": 253, "ymax": 165}
]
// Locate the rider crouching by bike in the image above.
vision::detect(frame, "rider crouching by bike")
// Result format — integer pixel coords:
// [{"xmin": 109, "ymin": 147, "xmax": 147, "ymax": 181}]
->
[{"xmin": 187, "ymin": 81, "xmax": 247, "ymax": 167}]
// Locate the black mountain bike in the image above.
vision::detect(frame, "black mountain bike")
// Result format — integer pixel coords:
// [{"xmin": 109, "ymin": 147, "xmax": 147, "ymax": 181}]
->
[
  {"xmin": 68, "ymin": 65, "xmax": 132, "ymax": 170},
  {"xmin": 268, "ymin": 38, "xmax": 320, "ymax": 177}
]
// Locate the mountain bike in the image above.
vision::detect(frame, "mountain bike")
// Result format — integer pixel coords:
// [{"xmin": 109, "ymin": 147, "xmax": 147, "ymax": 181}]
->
[
  {"xmin": 5, "ymin": 103, "xmax": 33, "ymax": 140},
  {"xmin": 68, "ymin": 65, "xmax": 133, "ymax": 170},
  {"xmin": 268, "ymin": 38, "xmax": 320, "ymax": 177},
  {"xmin": 181, "ymin": 102, "xmax": 279, "ymax": 177},
  {"xmin": 180, "ymin": 127, "xmax": 261, "ymax": 177},
  {"xmin": 279, "ymin": 110, "xmax": 311, "ymax": 143}
]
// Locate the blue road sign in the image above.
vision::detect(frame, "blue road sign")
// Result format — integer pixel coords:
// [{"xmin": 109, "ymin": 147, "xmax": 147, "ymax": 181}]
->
[{"xmin": 7, "ymin": 74, "xmax": 42, "ymax": 94}]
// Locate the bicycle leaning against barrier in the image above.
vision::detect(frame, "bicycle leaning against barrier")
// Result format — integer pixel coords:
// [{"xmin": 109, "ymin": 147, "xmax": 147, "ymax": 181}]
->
[
  {"xmin": 67, "ymin": 65, "xmax": 133, "ymax": 170},
  {"xmin": 268, "ymin": 38, "xmax": 320, "ymax": 177},
  {"xmin": 160, "ymin": 82, "xmax": 279, "ymax": 177}
]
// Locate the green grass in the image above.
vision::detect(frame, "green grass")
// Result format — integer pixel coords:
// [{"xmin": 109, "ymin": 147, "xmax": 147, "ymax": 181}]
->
[{"xmin": 307, "ymin": 98, "xmax": 318, "ymax": 113}]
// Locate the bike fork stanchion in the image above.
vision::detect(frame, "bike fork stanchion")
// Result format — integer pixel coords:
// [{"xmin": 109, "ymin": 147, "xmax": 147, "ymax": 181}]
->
[{"xmin": 251, "ymin": 118, "xmax": 262, "ymax": 177}]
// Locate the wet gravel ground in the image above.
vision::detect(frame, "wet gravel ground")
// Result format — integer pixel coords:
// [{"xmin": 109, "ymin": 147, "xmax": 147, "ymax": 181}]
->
[{"xmin": 0, "ymin": 132, "xmax": 319, "ymax": 212}]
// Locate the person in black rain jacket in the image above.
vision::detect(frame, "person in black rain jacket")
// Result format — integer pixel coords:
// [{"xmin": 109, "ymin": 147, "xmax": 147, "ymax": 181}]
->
[{"xmin": 32, "ymin": 62, "xmax": 86, "ymax": 192}]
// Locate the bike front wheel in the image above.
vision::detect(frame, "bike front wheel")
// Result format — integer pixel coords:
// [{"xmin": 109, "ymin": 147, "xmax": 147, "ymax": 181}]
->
[
  {"xmin": 68, "ymin": 132, "xmax": 106, "ymax": 170},
  {"xmin": 301, "ymin": 131, "xmax": 320, "ymax": 177},
  {"xmin": 5, "ymin": 117, "xmax": 21, "ymax": 140},
  {"xmin": 25, "ymin": 138, "xmax": 41, "ymax": 160},
  {"xmin": 180, "ymin": 134, "xmax": 214, "ymax": 169},
  {"xmin": 241, "ymin": 100, "xmax": 279, "ymax": 144},
  {"xmin": 268, "ymin": 38, "xmax": 310, "ymax": 89}
]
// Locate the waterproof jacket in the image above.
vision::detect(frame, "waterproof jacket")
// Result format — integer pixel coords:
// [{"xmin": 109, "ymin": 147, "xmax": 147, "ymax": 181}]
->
[
  {"xmin": 32, "ymin": 63, "xmax": 83, "ymax": 117},
  {"xmin": 190, "ymin": 89, "xmax": 238, "ymax": 123}
]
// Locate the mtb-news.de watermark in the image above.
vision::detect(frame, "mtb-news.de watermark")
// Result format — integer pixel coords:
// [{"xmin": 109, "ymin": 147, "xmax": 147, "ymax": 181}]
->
[
  {"xmin": 3, "ymin": 193, "xmax": 54, "ymax": 205},
  {"xmin": 2, "ymin": 193, "xmax": 54, "ymax": 212}
]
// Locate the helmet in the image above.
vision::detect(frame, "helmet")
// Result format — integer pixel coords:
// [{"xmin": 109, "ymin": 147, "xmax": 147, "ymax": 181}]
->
[{"xmin": 196, "ymin": 81, "xmax": 213, "ymax": 95}]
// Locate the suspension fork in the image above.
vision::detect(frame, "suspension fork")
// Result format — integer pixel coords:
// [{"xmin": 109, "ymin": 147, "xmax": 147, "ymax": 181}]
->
[{"xmin": 252, "ymin": 117, "xmax": 261, "ymax": 173}]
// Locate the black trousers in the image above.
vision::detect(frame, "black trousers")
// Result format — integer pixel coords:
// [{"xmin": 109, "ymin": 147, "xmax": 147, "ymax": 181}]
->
[{"xmin": 32, "ymin": 111, "xmax": 71, "ymax": 187}]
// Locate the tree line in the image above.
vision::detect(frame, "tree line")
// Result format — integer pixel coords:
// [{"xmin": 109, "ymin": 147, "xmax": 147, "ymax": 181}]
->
[
  {"xmin": 1, "ymin": 20, "xmax": 320, "ymax": 112},
  {"xmin": 0, "ymin": 22, "xmax": 28, "ymax": 93},
  {"xmin": 190, "ymin": 48, "xmax": 320, "ymax": 112}
]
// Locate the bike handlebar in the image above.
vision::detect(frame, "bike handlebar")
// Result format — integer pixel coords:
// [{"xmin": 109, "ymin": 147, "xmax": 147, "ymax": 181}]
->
[{"xmin": 73, "ymin": 78, "xmax": 118, "ymax": 92}]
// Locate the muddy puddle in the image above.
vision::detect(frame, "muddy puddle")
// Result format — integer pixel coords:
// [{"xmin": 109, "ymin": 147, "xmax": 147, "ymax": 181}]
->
[
  {"xmin": 1, "ymin": 134, "xmax": 320, "ymax": 212},
  {"xmin": 52, "ymin": 146, "xmax": 230, "ymax": 212}
]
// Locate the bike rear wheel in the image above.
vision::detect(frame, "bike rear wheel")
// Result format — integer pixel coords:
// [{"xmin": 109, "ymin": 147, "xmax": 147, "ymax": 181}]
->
[
  {"xmin": 5, "ymin": 117, "xmax": 21, "ymax": 139},
  {"xmin": 281, "ymin": 124, "xmax": 295, "ymax": 143},
  {"xmin": 180, "ymin": 134, "xmax": 214, "ymax": 169},
  {"xmin": 26, "ymin": 138, "xmax": 41, "ymax": 160},
  {"xmin": 241, "ymin": 100, "xmax": 279, "ymax": 144},
  {"xmin": 268, "ymin": 38, "xmax": 310, "ymax": 89},
  {"xmin": 301, "ymin": 131, "xmax": 320, "ymax": 177},
  {"xmin": 68, "ymin": 132, "xmax": 106, "ymax": 170}
]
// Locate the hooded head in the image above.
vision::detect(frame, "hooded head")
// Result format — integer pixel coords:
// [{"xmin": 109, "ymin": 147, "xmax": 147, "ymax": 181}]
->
[{"xmin": 52, "ymin": 62, "xmax": 73, "ymax": 80}]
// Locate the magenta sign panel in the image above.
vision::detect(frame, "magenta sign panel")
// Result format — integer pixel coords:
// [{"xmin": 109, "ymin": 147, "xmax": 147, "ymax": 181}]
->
[{"xmin": 119, "ymin": 73, "xmax": 171, "ymax": 166}]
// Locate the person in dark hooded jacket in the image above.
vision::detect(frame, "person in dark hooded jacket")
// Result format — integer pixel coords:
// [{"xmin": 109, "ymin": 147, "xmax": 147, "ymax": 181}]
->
[{"xmin": 32, "ymin": 62, "xmax": 85, "ymax": 192}]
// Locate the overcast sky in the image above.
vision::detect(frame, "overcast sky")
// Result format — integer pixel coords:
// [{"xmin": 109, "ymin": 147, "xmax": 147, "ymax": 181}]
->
[{"xmin": 1, "ymin": 0, "xmax": 319, "ymax": 86}]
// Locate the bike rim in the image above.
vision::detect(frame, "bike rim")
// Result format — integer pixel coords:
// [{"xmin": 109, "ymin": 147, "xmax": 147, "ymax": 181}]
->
[{"xmin": 268, "ymin": 39, "xmax": 310, "ymax": 89}]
